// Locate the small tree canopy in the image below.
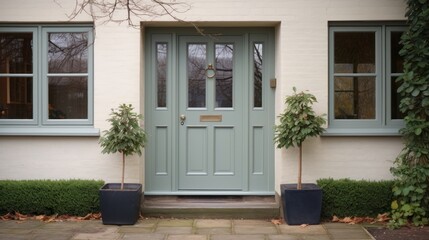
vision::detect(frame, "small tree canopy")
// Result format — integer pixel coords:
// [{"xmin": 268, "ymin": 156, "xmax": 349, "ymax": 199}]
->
[
  {"xmin": 274, "ymin": 87, "xmax": 326, "ymax": 149},
  {"xmin": 99, "ymin": 103, "xmax": 147, "ymax": 157}
]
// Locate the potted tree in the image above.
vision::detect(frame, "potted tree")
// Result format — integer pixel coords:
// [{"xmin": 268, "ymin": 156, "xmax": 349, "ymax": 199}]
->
[
  {"xmin": 99, "ymin": 103, "xmax": 147, "ymax": 225},
  {"xmin": 274, "ymin": 87, "xmax": 326, "ymax": 225}
]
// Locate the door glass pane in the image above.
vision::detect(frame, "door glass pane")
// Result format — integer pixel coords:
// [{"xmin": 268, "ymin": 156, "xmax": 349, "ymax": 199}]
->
[
  {"xmin": 156, "ymin": 43, "xmax": 167, "ymax": 108},
  {"xmin": 334, "ymin": 32, "xmax": 375, "ymax": 73},
  {"xmin": 187, "ymin": 44, "xmax": 206, "ymax": 108},
  {"xmin": 334, "ymin": 76, "xmax": 375, "ymax": 119},
  {"xmin": 0, "ymin": 32, "xmax": 33, "ymax": 74},
  {"xmin": 0, "ymin": 77, "xmax": 33, "ymax": 119},
  {"xmin": 253, "ymin": 43, "xmax": 263, "ymax": 108},
  {"xmin": 215, "ymin": 44, "xmax": 233, "ymax": 108},
  {"xmin": 48, "ymin": 32, "xmax": 88, "ymax": 73},
  {"xmin": 48, "ymin": 77, "xmax": 87, "ymax": 119}
]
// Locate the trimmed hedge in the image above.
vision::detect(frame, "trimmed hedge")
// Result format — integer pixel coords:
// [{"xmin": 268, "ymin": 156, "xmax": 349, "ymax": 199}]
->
[
  {"xmin": 317, "ymin": 178, "xmax": 394, "ymax": 219},
  {"xmin": 0, "ymin": 179, "xmax": 104, "ymax": 216}
]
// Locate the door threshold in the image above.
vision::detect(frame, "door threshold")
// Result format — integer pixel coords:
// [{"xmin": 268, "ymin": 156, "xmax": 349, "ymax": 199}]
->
[{"xmin": 141, "ymin": 195, "xmax": 280, "ymax": 219}]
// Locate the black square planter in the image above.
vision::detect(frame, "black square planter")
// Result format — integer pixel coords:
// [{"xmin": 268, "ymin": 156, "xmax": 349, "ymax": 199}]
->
[
  {"xmin": 281, "ymin": 183, "xmax": 322, "ymax": 225},
  {"xmin": 99, "ymin": 183, "xmax": 142, "ymax": 225}
]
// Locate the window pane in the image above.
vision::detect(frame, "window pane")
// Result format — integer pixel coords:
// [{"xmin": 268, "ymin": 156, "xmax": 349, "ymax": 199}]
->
[
  {"xmin": 48, "ymin": 32, "xmax": 88, "ymax": 73},
  {"xmin": 215, "ymin": 44, "xmax": 233, "ymax": 108},
  {"xmin": 0, "ymin": 32, "xmax": 33, "ymax": 74},
  {"xmin": 48, "ymin": 77, "xmax": 87, "ymax": 119},
  {"xmin": 334, "ymin": 76, "xmax": 375, "ymax": 119},
  {"xmin": 391, "ymin": 31, "xmax": 404, "ymax": 73},
  {"xmin": 253, "ymin": 43, "xmax": 263, "ymax": 108},
  {"xmin": 334, "ymin": 32, "xmax": 375, "ymax": 73},
  {"xmin": 187, "ymin": 44, "xmax": 206, "ymax": 108},
  {"xmin": 156, "ymin": 43, "xmax": 167, "ymax": 108},
  {"xmin": 391, "ymin": 76, "xmax": 404, "ymax": 119},
  {"xmin": 0, "ymin": 77, "xmax": 33, "ymax": 119}
]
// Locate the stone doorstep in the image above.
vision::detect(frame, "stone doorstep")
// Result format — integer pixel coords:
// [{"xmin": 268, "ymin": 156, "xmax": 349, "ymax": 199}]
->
[{"xmin": 141, "ymin": 195, "xmax": 280, "ymax": 219}]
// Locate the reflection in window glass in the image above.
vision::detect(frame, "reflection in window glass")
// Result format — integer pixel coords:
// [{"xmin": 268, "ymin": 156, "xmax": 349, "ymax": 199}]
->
[
  {"xmin": 334, "ymin": 76, "xmax": 375, "ymax": 119},
  {"xmin": 391, "ymin": 32, "xmax": 404, "ymax": 74},
  {"xmin": 334, "ymin": 32, "xmax": 375, "ymax": 73},
  {"xmin": 0, "ymin": 32, "xmax": 33, "ymax": 74},
  {"xmin": 0, "ymin": 32, "xmax": 33, "ymax": 119},
  {"xmin": 156, "ymin": 43, "xmax": 167, "ymax": 108},
  {"xmin": 253, "ymin": 43, "xmax": 263, "ymax": 108},
  {"xmin": 391, "ymin": 76, "xmax": 404, "ymax": 119},
  {"xmin": 48, "ymin": 77, "xmax": 87, "ymax": 119},
  {"xmin": 0, "ymin": 77, "xmax": 33, "ymax": 119},
  {"xmin": 390, "ymin": 31, "xmax": 404, "ymax": 119},
  {"xmin": 215, "ymin": 44, "xmax": 233, "ymax": 108},
  {"xmin": 48, "ymin": 32, "xmax": 88, "ymax": 73},
  {"xmin": 187, "ymin": 44, "xmax": 206, "ymax": 108}
]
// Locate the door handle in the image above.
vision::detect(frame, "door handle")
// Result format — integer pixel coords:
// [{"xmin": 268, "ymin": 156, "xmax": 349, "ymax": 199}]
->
[{"xmin": 179, "ymin": 114, "xmax": 186, "ymax": 125}]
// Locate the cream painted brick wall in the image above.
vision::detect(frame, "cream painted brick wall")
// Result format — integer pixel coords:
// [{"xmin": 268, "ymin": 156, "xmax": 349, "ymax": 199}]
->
[
  {"xmin": 0, "ymin": 0, "xmax": 406, "ymax": 194},
  {"xmin": 0, "ymin": 137, "xmax": 140, "ymax": 183}
]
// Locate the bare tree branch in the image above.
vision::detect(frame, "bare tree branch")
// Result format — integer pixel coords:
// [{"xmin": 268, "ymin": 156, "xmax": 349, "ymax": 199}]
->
[{"xmin": 62, "ymin": 0, "xmax": 192, "ymax": 29}]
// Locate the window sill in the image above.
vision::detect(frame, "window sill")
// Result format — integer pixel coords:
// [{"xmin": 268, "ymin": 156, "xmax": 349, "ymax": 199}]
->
[
  {"xmin": 0, "ymin": 127, "xmax": 100, "ymax": 136},
  {"xmin": 323, "ymin": 128, "xmax": 402, "ymax": 137}
]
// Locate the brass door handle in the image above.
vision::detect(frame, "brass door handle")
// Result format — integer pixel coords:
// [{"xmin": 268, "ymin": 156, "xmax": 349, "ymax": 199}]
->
[{"xmin": 180, "ymin": 114, "xmax": 186, "ymax": 125}]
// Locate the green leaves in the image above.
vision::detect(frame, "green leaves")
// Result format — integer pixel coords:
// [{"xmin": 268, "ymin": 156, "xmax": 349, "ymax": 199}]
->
[
  {"xmin": 274, "ymin": 88, "xmax": 326, "ymax": 149},
  {"xmin": 99, "ymin": 103, "xmax": 147, "ymax": 157},
  {"xmin": 390, "ymin": 0, "xmax": 429, "ymax": 229}
]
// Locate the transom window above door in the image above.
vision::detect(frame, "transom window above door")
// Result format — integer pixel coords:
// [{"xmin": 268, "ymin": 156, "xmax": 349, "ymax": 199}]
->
[{"xmin": 327, "ymin": 23, "xmax": 407, "ymax": 136}]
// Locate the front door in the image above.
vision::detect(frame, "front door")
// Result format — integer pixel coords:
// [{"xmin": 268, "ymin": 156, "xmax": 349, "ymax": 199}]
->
[
  {"xmin": 178, "ymin": 36, "xmax": 243, "ymax": 190},
  {"xmin": 145, "ymin": 28, "xmax": 275, "ymax": 194}
]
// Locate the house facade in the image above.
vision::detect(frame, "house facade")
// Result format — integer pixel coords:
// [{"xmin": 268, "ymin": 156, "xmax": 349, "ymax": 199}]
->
[{"xmin": 0, "ymin": 0, "xmax": 406, "ymax": 196}]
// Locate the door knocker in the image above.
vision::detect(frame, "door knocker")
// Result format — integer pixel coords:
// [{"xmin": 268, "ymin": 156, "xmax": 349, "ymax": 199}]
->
[{"xmin": 205, "ymin": 64, "xmax": 216, "ymax": 78}]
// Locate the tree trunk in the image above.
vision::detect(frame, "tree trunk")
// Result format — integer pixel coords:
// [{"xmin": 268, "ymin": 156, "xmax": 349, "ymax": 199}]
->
[
  {"xmin": 298, "ymin": 144, "xmax": 302, "ymax": 190},
  {"xmin": 121, "ymin": 152, "xmax": 125, "ymax": 190}
]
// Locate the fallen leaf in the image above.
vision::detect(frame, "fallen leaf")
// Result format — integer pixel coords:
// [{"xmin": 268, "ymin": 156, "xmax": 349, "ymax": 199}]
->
[
  {"xmin": 271, "ymin": 219, "xmax": 283, "ymax": 225},
  {"xmin": 353, "ymin": 217, "xmax": 364, "ymax": 224},
  {"xmin": 376, "ymin": 213, "xmax": 390, "ymax": 222},
  {"xmin": 35, "ymin": 215, "xmax": 50, "ymax": 221},
  {"xmin": 15, "ymin": 212, "xmax": 28, "ymax": 221},
  {"xmin": 300, "ymin": 224, "xmax": 309, "ymax": 228},
  {"xmin": 340, "ymin": 217, "xmax": 353, "ymax": 223},
  {"xmin": 332, "ymin": 215, "xmax": 339, "ymax": 222},
  {"xmin": 46, "ymin": 214, "xmax": 58, "ymax": 223}
]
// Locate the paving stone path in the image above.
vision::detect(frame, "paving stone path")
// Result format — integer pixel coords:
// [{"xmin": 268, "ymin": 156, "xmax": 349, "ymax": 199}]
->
[{"xmin": 0, "ymin": 219, "xmax": 374, "ymax": 240}]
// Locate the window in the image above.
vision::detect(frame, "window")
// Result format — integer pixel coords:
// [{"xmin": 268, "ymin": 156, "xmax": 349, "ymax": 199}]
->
[
  {"xmin": 328, "ymin": 24, "xmax": 406, "ymax": 135},
  {"xmin": 0, "ymin": 25, "xmax": 96, "ymax": 136}
]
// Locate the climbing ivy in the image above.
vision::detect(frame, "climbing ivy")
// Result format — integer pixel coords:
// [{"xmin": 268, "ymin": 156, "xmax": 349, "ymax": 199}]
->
[{"xmin": 389, "ymin": 0, "xmax": 429, "ymax": 228}]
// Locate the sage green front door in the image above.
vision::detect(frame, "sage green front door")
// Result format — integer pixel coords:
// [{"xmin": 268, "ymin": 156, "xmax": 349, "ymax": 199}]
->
[
  {"xmin": 178, "ymin": 36, "xmax": 243, "ymax": 190},
  {"xmin": 145, "ymin": 28, "xmax": 275, "ymax": 194}
]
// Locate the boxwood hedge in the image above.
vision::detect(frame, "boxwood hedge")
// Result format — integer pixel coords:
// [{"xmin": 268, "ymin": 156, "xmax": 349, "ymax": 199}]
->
[
  {"xmin": 0, "ymin": 179, "xmax": 104, "ymax": 216},
  {"xmin": 317, "ymin": 178, "xmax": 394, "ymax": 219}
]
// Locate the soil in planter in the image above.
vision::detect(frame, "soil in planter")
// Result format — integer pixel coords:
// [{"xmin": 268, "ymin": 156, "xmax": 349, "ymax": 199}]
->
[{"xmin": 366, "ymin": 226, "xmax": 429, "ymax": 240}]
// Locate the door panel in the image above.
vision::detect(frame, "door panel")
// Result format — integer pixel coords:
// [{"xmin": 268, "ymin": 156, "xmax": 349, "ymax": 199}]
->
[
  {"xmin": 178, "ymin": 36, "xmax": 243, "ymax": 190},
  {"xmin": 214, "ymin": 127, "xmax": 235, "ymax": 175},
  {"xmin": 185, "ymin": 126, "xmax": 208, "ymax": 175}
]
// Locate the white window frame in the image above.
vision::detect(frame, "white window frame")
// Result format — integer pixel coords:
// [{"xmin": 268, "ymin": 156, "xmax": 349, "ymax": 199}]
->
[
  {"xmin": 326, "ymin": 23, "xmax": 407, "ymax": 136},
  {"xmin": 0, "ymin": 24, "xmax": 98, "ymax": 136}
]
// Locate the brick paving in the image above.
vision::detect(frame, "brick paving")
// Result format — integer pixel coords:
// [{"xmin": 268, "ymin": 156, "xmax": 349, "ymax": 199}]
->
[{"xmin": 0, "ymin": 219, "xmax": 374, "ymax": 240}]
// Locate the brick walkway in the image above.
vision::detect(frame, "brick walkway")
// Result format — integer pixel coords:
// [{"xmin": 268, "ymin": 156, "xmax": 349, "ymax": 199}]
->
[{"xmin": 0, "ymin": 219, "xmax": 374, "ymax": 240}]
